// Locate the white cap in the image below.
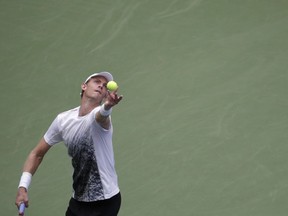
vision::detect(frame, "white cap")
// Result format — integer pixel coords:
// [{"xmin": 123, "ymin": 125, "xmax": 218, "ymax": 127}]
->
[{"xmin": 84, "ymin": 71, "xmax": 113, "ymax": 83}]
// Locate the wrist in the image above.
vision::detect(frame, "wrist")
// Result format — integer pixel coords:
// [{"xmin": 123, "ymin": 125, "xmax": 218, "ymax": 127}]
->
[
  {"xmin": 18, "ymin": 172, "xmax": 32, "ymax": 191},
  {"xmin": 99, "ymin": 104, "xmax": 112, "ymax": 117},
  {"xmin": 18, "ymin": 186, "xmax": 27, "ymax": 192},
  {"xmin": 104, "ymin": 103, "xmax": 112, "ymax": 110}
]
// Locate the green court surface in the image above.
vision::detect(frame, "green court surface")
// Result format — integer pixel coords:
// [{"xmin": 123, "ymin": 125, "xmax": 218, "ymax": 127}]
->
[{"xmin": 1, "ymin": 0, "xmax": 288, "ymax": 215}]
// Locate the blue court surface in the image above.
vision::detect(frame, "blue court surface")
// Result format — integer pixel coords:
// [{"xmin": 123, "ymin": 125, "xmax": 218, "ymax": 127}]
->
[{"xmin": 1, "ymin": 0, "xmax": 288, "ymax": 215}]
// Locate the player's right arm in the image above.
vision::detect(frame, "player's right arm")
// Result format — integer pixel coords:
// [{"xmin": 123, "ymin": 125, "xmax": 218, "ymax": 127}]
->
[{"xmin": 15, "ymin": 137, "xmax": 51, "ymax": 209}]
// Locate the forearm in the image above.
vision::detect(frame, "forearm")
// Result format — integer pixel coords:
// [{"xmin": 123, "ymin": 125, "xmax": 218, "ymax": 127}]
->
[
  {"xmin": 16, "ymin": 152, "xmax": 43, "ymax": 207},
  {"xmin": 96, "ymin": 105, "xmax": 111, "ymax": 130},
  {"xmin": 18, "ymin": 150, "xmax": 46, "ymax": 191},
  {"xmin": 16, "ymin": 138, "xmax": 50, "ymax": 208},
  {"xmin": 21, "ymin": 138, "xmax": 50, "ymax": 175},
  {"xmin": 22, "ymin": 150, "xmax": 45, "ymax": 175}
]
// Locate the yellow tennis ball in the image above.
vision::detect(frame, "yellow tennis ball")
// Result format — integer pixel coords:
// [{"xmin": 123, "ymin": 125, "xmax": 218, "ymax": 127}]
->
[{"xmin": 107, "ymin": 81, "xmax": 118, "ymax": 91}]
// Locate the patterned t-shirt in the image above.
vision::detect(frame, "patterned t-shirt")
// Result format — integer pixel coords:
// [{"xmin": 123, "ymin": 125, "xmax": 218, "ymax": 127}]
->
[{"xmin": 44, "ymin": 106, "xmax": 119, "ymax": 202}]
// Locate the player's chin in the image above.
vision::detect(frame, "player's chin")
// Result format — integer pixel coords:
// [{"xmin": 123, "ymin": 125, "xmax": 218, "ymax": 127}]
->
[
  {"xmin": 86, "ymin": 92, "xmax": 101, "ymax": 100},
  {"xmin": 94, "ymin": 90, "xmax": 102, "ymax": 94},
  {"xmin": 94, "ymin": 92, "xmax": 107, "ymax": 100},
  {"xmin": 91, "ymin": 91, "xmax": 102, "ymax": 97}
]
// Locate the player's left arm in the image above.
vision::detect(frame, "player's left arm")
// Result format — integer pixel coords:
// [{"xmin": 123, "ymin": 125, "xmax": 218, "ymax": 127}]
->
[{"xmin": 96, "ymin": 91, "xmax": 123, "ymax": 129}]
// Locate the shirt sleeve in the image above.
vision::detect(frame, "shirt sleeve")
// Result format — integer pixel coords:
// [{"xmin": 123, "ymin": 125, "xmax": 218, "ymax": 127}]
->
[{"xmin": 44, "ymin": 116, "xmax": 63, "ymax": 145}]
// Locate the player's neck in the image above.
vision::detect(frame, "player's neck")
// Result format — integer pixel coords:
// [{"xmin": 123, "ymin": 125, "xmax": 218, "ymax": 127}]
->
[{"xmin": 79, "ymin": 97, "xmax": 101, "ymax": 116}]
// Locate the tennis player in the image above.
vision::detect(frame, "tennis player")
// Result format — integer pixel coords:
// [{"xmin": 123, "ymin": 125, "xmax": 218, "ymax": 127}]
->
[{"xmin": 15, "ymin": 71, "xmax": 123, "ymax": 216}]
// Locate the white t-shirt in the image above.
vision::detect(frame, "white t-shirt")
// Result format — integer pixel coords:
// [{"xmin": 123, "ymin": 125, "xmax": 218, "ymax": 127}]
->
[{"xmin": 44, "ymin": 106, "xmax": 119, "ymax": 202}]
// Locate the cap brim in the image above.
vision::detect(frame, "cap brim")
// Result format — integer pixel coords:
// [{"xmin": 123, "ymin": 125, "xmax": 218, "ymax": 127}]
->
[{"xmin": 84, "ymin": 71, "xmax": 113, "ymax": 83}]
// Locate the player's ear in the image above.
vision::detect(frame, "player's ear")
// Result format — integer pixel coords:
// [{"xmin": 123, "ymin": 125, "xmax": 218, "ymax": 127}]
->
[{"xmin": 81, "ymin": 83, "xmax": 87, "ymax": 91}]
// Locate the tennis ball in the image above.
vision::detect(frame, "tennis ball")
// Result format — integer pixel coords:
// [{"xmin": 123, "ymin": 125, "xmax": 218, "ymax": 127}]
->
[{"xmin": 107, "ymin": 81, "xmax": 118, "ymax": 91}]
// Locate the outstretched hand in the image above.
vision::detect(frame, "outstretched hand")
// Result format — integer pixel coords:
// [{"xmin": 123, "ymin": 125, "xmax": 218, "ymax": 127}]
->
[{"xmin": 104, "ymin": 90, "xmax": 123, "ymax": 109}]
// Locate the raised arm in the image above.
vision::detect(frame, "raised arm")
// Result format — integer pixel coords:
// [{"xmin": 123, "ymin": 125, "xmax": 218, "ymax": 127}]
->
[{"xmin": 96, "ymin": 90, "xmax": 123, "ymax": 129}]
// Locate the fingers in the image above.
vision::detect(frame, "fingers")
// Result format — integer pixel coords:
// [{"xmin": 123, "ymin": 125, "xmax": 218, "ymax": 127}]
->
[
  {"xmin": 107, "ymin": 91, "xmax": 123, "ymax": 105},
  {"xmin": 16, "ymin": 183, "xmax": 29, "ymax": 215},
  {"xmin": 15, "ymin": 188, "xmax": 29, "ymax": 210}
]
